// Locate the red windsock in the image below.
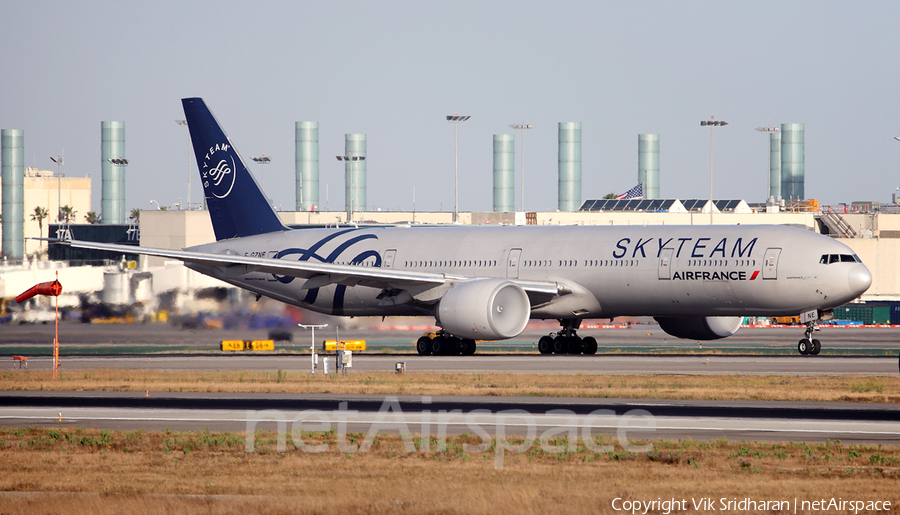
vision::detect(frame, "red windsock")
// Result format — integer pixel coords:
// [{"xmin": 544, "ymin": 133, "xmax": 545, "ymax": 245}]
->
[{"xmin": 15, "ymin": 280, "xmax": 63, "ymax": 303}]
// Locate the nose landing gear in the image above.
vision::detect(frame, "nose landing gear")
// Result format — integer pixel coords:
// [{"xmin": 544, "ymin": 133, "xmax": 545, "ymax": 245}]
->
[
  {"xmin": 537, "ymin": 319, "xmax": 598, "ymax": 355},
  {"xmin": 797, "ymin": 321, "xmax": 821, "ymax": 355}
]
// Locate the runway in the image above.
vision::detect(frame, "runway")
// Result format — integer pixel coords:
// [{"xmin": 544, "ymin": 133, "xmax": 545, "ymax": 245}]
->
[
  {"xmin": 3, "ymin": 324, "xmax": 897, "ymax": 446},
  {"xmin": 10, "ymin": 353, "xmax": 899, "ymax": 376},
  {"xmin": 2, "ymin": 391, "xmax": 899, "ymax": 445},
  {"xmin": 3, "ymin": 323, "xmax": 900, "ymax": 353}
]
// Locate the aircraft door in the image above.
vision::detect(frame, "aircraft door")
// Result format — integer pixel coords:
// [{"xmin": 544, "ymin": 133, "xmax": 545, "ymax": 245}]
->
[
  {"xmin": 658, "ymin": 248, "xmax": 673, "ymax": 280},
  {"xmin": 507, "ymin": 248, "xmax": 522, "ymax": 279},
  {"xmin": 383, "ymin": 249, "xmax": 397, "ymax": 268},
  {"xmin": 266, "ymin": 250, "xmax": 279, "ymax": 281},
  {"xmin": 762, "ymin": 248, "xmax": 781, "ymax": 280}
]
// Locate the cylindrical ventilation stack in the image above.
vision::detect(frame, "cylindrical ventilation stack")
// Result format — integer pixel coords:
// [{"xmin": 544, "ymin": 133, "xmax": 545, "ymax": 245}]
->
[
  {"xmin": 493, "ymin": 134, "xmax": 515, "ymax": 212},
  {"xmin": 768, "ymin": 131, "xmax": 782, "ymax": 200},
  {"xmin": 558, "ymin": 122, "xmax": 582, "ymax": 212},
  {"xmin": 780, "ymin": 123, "xmax": 804, "ymax": 200},
  {"xmin": 101, "ymin": 121, "xmax": 126, "ymax": 224},
  {"xmin": 295, "ymin": 121, "xmax": 319, "ymax": 211},
  {"xmin": 344, "ymin": 134, "xmax": 367, "ymax": 213},
  {"xmin": 1, "ymin": 129, "xmax": 24, "ymax": 260},
  {"xmin": 638, "ymin": 134, "xmax": 659, "ymax": 199}
]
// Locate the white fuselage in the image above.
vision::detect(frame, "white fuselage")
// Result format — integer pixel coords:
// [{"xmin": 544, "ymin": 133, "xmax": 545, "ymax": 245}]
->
[{"xmin": 187, "ymin": 224, "xmax": 870, "ymax": 320}]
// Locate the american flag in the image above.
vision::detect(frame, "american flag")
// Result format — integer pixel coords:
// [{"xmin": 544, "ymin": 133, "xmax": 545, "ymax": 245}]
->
[{"xmin": 616, "ymin": 183, "xmax": 643, "ymax": 200}]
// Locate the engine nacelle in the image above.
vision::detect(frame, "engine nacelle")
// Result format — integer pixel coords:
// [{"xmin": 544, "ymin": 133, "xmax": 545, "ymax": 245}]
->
[
  {"xmin": 436, "ymin": 279, "xmax": 531, "ymax": 340},
  {"xmin": 654, "ymin": 316, "xmax": 743, "ymax": 341}
]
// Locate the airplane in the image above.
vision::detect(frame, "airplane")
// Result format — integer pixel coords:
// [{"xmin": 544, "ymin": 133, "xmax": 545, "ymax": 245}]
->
[{"xmin": 62, "ymin": 98, "xmax": 873, "ymax": 356}]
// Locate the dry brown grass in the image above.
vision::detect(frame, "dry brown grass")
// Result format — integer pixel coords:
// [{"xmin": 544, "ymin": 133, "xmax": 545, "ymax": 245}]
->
[
  {"xmin": 0, "ymin": 427, "xmax": 897, "ymax": 514},
  {"xmin": 2, "ymin": 369, "xmax": 899, "ymax": 403}
]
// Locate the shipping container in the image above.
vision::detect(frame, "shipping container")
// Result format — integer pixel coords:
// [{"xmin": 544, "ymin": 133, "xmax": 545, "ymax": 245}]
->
[
  {"xmin": 833, "ymin": 304, "xmax": 890, "ymax": 324},
  {"xmin": 864, "ymin": 300, "xmax": 900, "ymax": 325}
]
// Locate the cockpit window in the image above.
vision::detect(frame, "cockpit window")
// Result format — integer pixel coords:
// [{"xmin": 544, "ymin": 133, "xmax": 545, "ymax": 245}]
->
[{"xmin": 820, "ymin": 254, "xmax": 860, "ymax": 264}]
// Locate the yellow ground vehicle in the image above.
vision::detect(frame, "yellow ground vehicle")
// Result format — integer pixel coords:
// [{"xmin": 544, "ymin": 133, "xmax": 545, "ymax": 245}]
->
[{"xmin": 772, "ymin": 316, "xmax": 800, "ymax": 325}]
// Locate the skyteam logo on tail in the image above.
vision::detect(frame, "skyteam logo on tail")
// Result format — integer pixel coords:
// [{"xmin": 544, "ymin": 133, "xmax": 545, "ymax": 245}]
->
[{"xmin": 201, "ymin": 143, "xmax": 236, "ymax": 199}]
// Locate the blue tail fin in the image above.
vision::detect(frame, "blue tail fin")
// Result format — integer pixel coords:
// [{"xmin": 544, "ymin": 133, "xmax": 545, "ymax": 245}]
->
[{"xmin": 182, "ymin": 98, "xmax": 287, "ymax": 241}]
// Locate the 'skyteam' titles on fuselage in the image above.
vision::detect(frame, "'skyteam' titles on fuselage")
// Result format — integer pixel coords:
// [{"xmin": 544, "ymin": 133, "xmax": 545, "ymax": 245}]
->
[{"xmin": 613, "ymin": 237, "xmax": 757, "ymax": 259}]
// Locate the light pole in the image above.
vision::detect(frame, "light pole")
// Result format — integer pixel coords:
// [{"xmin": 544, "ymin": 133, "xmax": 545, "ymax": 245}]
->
[
  {"xmin": 509, "ymin": 123, "xmax": 533, "ymax": 212},
  {"xmin": 175, "ymin": 120, "xmax": 191, "ymax": 210},
  {"xmin": 251, "ymin": 154, "xmax": 270, "ymax": 193},
  {"xmin": 50, "ymin": 155, "xmax": 63, "ymax": 222},
  {"xmin": 336, "ymin": 153, "xmax": 365, "ymax": 222},
  {"xmin": 755, "ymin": 126, "xmax": 780, "ymax": 201},
  {"xmin": 299, "ymin": 324, "xmax": 328, "ymax": 375},
  {"xmin": 447, "ymin": 113, "xmax": 471, "ymax": 222},
  {"xmin": 150, "ymin": 199, "xmax": 160, "ymax": 210},
  {"xmin": 700, "ymin": 118, "xmax": 728, "ymax": 224},
  {"xmin": 895, "ymin": 137, "xmax": 900, "ymax": 203}
]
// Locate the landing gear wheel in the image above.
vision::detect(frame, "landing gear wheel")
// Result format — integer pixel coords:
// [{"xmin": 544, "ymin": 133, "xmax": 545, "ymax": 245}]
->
[
  {"xmin": 431, "ymin": 336, "xmax": 448, "ymax": 356},
  {"xmin": 799, "ymin": 320, "xmax": 820, "ymax": 356},
  {"xmin": 460, "ymin": 339, "xmax": 476, "ymax": 356},
  {"xmin": 538, "ymin": 336, "xmax": 554, "ymax": 354},
  {"xmin": 552, "ymin": 337, "xmax": 566, "ymax": 354},
  {"xmin": 566, "ymin": 337, "xmax": 583, "ymax": 354},
  {"xmin": 416, "ymin": 337, "xmax": 432, "ymax": 356},
  {"xmin": 582, "ymin": 336, "xmax": 598, "ymax": 355}
]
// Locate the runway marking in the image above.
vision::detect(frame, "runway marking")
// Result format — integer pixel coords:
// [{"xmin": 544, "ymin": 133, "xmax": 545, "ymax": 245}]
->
[{"xmin": 2, "ymin": 414, "xmax": 898, "ymax": 437}]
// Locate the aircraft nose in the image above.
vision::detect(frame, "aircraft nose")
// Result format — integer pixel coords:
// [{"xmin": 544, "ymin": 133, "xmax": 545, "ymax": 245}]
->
[{"xmin": 848, "ymin": 264, "xmax": 872, "ymax": 296}]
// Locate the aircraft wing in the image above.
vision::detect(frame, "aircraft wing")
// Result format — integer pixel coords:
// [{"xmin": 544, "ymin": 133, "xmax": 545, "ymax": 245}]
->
[{"xmin": 57, "ymin": 240, "xmax": 561, "ymax": 297}]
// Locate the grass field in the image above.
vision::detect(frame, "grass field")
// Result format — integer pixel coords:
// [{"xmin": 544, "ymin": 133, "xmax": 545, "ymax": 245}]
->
[
  {"xmin": 2, "ymin": 369, "xmax": 899, "ymax": 513},
  {"xmin": 0, "ymin": 426, "xmax": 897, "ymax": 514},
  {"xmin": 1, "ymin": 369, "xmax": 899, "ymax": 403}
]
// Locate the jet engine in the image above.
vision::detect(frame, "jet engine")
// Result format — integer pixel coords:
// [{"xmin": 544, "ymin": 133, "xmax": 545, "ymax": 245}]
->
[
  {"xmin": 654, "ymin": 316, "xmax": 743, "ymax": 340},
  {"xmin": 436, "ymin": 279, "xmax": 531, "ymax": 340}
]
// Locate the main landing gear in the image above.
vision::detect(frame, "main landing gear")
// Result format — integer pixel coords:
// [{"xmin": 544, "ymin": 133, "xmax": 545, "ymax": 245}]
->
[
  {"xmin": 416, "ymin": 332, "xmax": 477, "ymax": 356},
  {"xmin": 537, "ymin": 319, "xmax": 598, "ymax": 355},
  {"xmin": 797, "ymin": 321, "xmax": 821, "ymax": 355}
]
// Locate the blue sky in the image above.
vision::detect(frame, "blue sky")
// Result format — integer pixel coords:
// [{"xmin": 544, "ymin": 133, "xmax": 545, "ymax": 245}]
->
[{"xmin": 2, "ymin": 1, "xmax": 899, "ymax": 215}]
